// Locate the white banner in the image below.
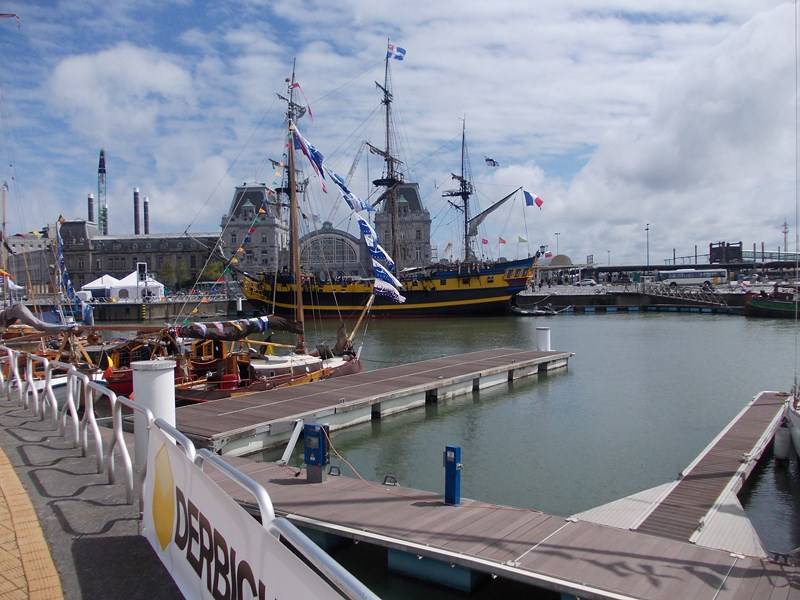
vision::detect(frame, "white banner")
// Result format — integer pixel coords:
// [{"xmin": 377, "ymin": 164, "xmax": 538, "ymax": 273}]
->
[{"xmin": 143, "ymin": 427, "xmax": 342, "ymax": 599}]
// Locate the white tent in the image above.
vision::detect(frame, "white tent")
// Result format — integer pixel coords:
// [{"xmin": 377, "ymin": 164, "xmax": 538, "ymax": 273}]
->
[
  {"xmin": 81, "ymin": 272, "xmax": 165, "ymax": 301},
  {"xmin": 81, "ymin": 274, "xmax": 121, "ymax": 299},
  {"xmin": 115, "ymin": 271, "xmax": 165, "ymax": 300}
]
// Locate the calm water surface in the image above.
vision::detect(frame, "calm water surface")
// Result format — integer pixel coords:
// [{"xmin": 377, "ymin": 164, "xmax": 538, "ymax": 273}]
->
[
  {"xmin": 258, "ymin": 313, "xmax": 800, "ymax": 596},
  {"xmin": 268, "ymin": 314, "xmax": 800, "ymax": 541}
]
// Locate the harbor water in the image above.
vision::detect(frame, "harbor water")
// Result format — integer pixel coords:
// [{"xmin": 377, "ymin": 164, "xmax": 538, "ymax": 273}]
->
[{"xmin": 262, "ymin": 312, "xmax": 800, "ymax": 558}]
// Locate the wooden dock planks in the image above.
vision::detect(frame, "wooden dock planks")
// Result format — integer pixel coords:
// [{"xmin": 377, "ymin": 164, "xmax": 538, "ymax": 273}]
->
[
  {"xmin": 201, "ymin": 458, "xmax": 800, "ymax": 600},
  {"xmin": 637, "ymin": 391, "xmax": 786, "ymax": 541},
  {"xmin": 176, "ymin": 347, "xmax": 570, "ymax": 447}
]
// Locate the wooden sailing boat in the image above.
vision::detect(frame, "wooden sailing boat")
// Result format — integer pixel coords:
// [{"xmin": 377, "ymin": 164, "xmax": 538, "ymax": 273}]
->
[
  {"xmin": 161, "ymin": 64, "xmax": 363, "ymax": 403},
  {"xmin": 243, "ymin": 46, "xmax": 537, "ymax": 317}
]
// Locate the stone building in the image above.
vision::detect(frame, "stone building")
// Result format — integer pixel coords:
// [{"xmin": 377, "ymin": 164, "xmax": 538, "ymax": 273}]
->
[
  {"xmin": 219, "ymin": 183, "xmax": 288, "ymax": 272},
  {"xmin": 373, "ymin": 182, "xmax": 432, "ymax": 270},
  {"xmin": 6, "ymin": 230, "xmax": 54, "ymax": 295},
  {"xmin": 58, "ymin": 220, "xmax": 219, "ymax": 290}
]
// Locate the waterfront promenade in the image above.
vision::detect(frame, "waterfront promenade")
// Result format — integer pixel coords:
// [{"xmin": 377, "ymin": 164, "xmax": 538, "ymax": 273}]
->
[{"xmin": 0, "ymin": 402, "xmax": 178, "ymax": 599}]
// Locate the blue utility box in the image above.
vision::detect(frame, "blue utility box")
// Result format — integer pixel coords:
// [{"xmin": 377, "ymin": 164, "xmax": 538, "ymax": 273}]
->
[
  {"xmin": 443, "ymin": 445, "xmax": 462, "ymax": 505},
  {"xmin": 304, "ymin": 423, "xmax": 329, "ymax": 483}
]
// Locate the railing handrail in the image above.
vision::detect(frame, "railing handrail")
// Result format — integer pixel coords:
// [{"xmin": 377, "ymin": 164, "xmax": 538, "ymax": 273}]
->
[
  {"xmin": 0, "ymin": 344, "xmax": 376, "ymax": 600},
  {"xmin": 194, "ymin": 448, "xmax": 276, "ymax": 523},
  {"xmin": 270, "ymin": 517, "xmax": 380, "ymax": 600}
]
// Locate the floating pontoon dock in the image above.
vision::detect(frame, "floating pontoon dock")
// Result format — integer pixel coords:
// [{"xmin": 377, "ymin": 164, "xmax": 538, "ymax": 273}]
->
[
  {"xmin": 207, "ymin": 391, "xmax": 797, "ymax": 598},
  {"xmin": 176, "ymin": 347, "xmax": 572, "ymax": 456}
]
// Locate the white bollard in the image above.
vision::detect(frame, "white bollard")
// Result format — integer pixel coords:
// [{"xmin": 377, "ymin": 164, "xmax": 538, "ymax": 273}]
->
[
  {"xmin": 236, "ymin": 296, "xmax": 243, "ymax": 312},
  {"xmin": 132, "ymin": 360, "xmax": 176, "ymax": 475},
  {"xmin": 535, "ymin": 327, "xmax": 551, "ymax": 351}
]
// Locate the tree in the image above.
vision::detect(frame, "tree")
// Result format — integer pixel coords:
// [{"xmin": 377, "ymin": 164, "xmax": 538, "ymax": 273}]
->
[{"xmin": 202, "ymin": 259, "xmax": 225, "ymax": 282}]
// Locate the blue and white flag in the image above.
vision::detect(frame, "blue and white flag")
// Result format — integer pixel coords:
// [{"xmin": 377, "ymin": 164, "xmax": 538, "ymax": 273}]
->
[
  {"xmin": 387, "ymin": 43, "xmax": 406, "ymax": 61},
  {"xmin": 373, "ymin": 259, "xmax": 403, "ymax": 289},
  {"xmin": 325, "ymin": 167, "xmax": 371, "ymax": 212},
  {"xmin": 357, "ymin": 215, "xmax": 395, "ymax": 270},
  {"xmin": 373, "ymin": 279, "xmax": 406, "ymax": 303},
  {"xmin": 292, "ymin": 124, "xmax": 326, "ymax": 192}
]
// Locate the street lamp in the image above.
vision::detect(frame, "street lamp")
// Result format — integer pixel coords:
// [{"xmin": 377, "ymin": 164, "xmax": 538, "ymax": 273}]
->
[
  {"xmin": 645, "ymin": 223, "xmax": 650, "ymax": 268},
  {"xmin": 607, "ymin": 250, "xmax": 610, "ymax": 266},
  {"xmin": 554, "ymin": 232, "xmax": 560, "ymax": 255}
]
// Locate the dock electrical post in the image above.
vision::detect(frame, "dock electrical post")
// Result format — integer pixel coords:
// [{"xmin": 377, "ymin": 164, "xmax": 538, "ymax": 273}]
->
[
  {"xmin": 443, "ymin": 445, "xmax": 463, "ymax": 505},
  {"xmin": 303, "ymin": 423, "xmax": 330, "ymax": 483}
]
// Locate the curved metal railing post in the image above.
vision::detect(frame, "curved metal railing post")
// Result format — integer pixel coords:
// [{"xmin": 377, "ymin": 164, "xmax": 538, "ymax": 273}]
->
[
  {"xmin": 7, "ymin": 347, "xmax": 24, "ymax": 407},
  {"xmin": 111, "ymin": 395, "xmax": 154, "ymax": 504},
  {"xmin": 77, "ymin": 372, "xmax": 104, "ymax": 472},
  {"xmin": 56, "ymin": 363, "xmax": 81, "ymax": 447},
  {"xmin": 41, "ymin": 357, "xmax": 58, "ymax": 427},
  {"xmin": 27, "ymin": 354, "xmax": 58, "ymax": 426},
  {"xmin": 0, "ymin": 351, "xmax": 8, "ymax": 401},
  {"xmin": 25, "ymin": 354, "xmax": 40, "ymax": 417}
]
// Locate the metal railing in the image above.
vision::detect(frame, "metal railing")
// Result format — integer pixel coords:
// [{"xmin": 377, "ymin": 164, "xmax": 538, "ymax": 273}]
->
[
  {"xmin": 0, "ymin": 344, "xmax": 376, "ymax": 599},
  {"xmin": 642, "ymin": 282, "xmax": 728, "ymax": 306},
  {"xmin": 195, "ymin": 446, "xmax": 378, "ymax": 600}
]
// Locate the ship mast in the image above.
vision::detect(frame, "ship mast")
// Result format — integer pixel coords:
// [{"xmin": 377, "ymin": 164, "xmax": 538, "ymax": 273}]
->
[
  {"xmin": 370, "ymin": 40, "xmax": 403, "ymax": 271},
  {"xmin": 286, "ymin": 61, "xmax": 305, "ymax": 352},
  {"xmin": 443, "ymin": 119, "xmax": 474, "ymax": 262}
]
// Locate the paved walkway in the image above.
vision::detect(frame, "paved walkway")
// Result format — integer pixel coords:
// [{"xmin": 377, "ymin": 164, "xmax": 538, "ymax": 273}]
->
[
  {"xmin": 0, "ymin": 446, "xmax": 62, "ymax": 599},
  {"xmin": 0, "ymin": 401, "xmax": 180, "ymax": 599}
]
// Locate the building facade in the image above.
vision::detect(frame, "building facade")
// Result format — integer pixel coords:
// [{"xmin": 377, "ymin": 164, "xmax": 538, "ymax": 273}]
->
[
  {"xmin": 59, "ymin": 220, "xmax": 219, "ymax": 290},
  {"xmin": 299, "ymin": 222, "xmax": 371, "ymax": 281},
  {"xmin": 219, "ymin": 183, "xmax": 288, "ymax": 272},
  {"xmin": 373, "ymin": 182, "xmax": 432, "ymax": 270}
]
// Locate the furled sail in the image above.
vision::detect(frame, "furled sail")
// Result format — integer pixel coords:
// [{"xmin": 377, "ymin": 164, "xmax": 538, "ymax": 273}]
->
[
  {"xmin": 467, "ymin": 187, "xmax": 522, "ymax": 237},
  {"xmin": 0, "ymin": 303, "xmax": 72, "ymax": 332},
  {"xmin": 173, "ymin": 315, "xmax": 303, "ymax": 341}
]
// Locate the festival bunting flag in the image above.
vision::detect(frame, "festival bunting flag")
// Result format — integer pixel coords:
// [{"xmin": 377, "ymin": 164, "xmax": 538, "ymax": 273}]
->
[
  {"xmin": 485, "ymin": 157, "xmax": 499, "ymax": 167},
  {"xmin": 373, "ymin": 259, "xmax": 403, "ymax": 289},
  {"xmin": 518, "ymin": 235, "xmax": 528, "ymax": 243},
  {"xmin": 481, "ymin": 238, "xmax": 489, "ymax": 245},
  {"xmin": 499, "ymin": 237, "xmax": 507, "ymax": 244},
  {"xmin": 291, "ymin": 123, "xmax": 326, "ymax": 192},
  {"xmin": 373, "ymin": 279, "xmax": 406, "ymax": 303}
]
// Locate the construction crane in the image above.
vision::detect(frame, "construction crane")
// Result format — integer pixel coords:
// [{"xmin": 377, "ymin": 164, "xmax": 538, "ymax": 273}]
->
[{"xmin": 345, "ymin": 141, "xmax": 367, "ymax": 187}]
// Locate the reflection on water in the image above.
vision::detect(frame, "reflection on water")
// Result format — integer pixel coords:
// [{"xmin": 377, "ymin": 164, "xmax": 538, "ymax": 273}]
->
[{"xmin": 257, "ymin": 313, "xmax": 800, "ymax": 555}]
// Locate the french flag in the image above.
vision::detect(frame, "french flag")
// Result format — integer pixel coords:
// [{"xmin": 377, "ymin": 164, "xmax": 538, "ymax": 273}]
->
[{"xmin": 524, "ymin": 190, "xmax": 543, "ymax": 208}]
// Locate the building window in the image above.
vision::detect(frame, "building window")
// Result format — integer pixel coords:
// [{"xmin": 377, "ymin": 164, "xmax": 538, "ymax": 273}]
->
[
  {"xmin": 301, "ymin": 237, "xmax": 358, "ymax": 265},
  {"xmin": 231, "ymin": 234, "xmax": 237, "ymax": 246},
  {"xmin": 416, "ymin": 230, "xmax": 421, "ymax": 240},
  {"xmin": 261, "ymin": 234, "xmax": 267, "ymax": 243},
  {"xmin": 190, "ymin": 255, "xmax": 197, "ymax": 268}
]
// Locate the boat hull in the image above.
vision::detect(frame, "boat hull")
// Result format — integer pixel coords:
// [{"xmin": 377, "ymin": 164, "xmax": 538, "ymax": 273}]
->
[
  {"xmin": 787, "ymin": 403, "xmax": 800, "ymax": 457},
  {"xmin": 744, "ymin": 297, "xmax": 800, "ymax": 318},
  {"xmin": 243, "ymin": 259, "xmax": 534, "ymax": 317}
]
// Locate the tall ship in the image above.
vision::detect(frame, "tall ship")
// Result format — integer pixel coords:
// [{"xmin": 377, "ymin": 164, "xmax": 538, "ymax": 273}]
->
[{"xmin": 243, "ymin": 50, "xmax": 537, "ymax": 317}]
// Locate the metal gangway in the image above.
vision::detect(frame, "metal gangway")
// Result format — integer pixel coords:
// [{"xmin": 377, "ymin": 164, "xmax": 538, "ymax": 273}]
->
[{"xmin": 642, "ymin": 282, "xmax": 729, "ymax": 307}]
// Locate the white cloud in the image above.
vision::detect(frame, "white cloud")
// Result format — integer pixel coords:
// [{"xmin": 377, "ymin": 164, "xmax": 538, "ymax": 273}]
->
[{"xmin": 1, "ymin": 0, "xmax": 793, "ymax": 267}]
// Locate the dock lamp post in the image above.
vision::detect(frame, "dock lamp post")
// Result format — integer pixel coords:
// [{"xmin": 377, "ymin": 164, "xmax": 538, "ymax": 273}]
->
[
  {"xmin": 554, "ymin": 232, "xmax": 560, "ymax": 255},
  {"xmin": 645, "ymin": 224, "xmax": 650, "ymax": 268},
  {"xmin": 607, "ymin": 250, "xmax": 610, "ymax": 266}
]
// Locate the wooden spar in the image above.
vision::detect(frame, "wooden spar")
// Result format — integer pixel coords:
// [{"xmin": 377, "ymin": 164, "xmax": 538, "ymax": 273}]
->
[
  {"xmin": 287, "ymin": 60, "xmax": 305, "ymax": 353},
  {"xmin": 347, "ymin": 294, "xmax": 375, "ymax": 343},
  {"xmin": 243, "ymin": 338, "xmax": 296, "ymax": 349}
]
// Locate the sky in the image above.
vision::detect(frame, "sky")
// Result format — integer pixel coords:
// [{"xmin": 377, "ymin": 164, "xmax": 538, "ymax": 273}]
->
[{"xmin": 0, "ymin": 0, "xmax": 795, "ymax": 266}]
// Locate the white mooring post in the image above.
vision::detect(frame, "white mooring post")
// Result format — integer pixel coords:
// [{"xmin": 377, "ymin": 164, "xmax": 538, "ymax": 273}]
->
[
  {"xmin": 535, "ymin": 327, "xmax": 551, "ymax": 351},
  {"xmin": 132, "ymin": 360, "xmax": 176, "ymax": 475}
]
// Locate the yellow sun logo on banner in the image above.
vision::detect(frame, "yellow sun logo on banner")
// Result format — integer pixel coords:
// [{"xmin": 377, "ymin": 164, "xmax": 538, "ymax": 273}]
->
[{"xmin": 152, "ymin": 444, "xmax": 175, "ymax": 550}]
